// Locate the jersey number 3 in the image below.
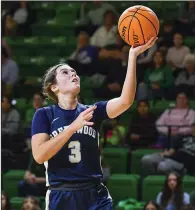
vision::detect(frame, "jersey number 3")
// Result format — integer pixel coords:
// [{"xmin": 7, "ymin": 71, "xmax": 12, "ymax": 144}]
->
[{"xmin": 68, "ymin": 141, "xmax": 81, "ymax": 163}]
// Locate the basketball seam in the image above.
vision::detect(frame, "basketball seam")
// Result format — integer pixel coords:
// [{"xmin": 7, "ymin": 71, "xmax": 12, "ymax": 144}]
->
[
  {"xmin": 119, "ymin": 14, "xmax": 146, "ymax": 45},
  {"xmin": 133, "ymin": 15, "xmax": 146, "ymax": 45},
  {"xmin": 127, "ymin": 8, "xmax": 139, "ymax": 44},
  {"xmin": 136, "ymin": 10, "xmax": 158, "ymax": 35}
]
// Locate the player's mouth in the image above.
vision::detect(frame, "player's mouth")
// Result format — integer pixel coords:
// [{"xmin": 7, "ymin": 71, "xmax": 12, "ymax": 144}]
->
[{"xmin": 72, "ymin": 78, "xmax": 79, "ymax": 84}]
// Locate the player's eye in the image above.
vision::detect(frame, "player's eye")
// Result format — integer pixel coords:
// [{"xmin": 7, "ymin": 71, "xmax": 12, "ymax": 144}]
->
[{"xmin": 62, "ymin": 70, "xmax": 68, "ymax": 74}]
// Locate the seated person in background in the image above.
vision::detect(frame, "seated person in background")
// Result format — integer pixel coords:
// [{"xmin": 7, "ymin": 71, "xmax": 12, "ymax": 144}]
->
[
  {"xmin": 175, "ymin": 1, "xmax": 195, "ymax": 36},
  {"xmin": 156, "ymin": 172, "xmax": 190, "ymax": 210},
  {"xmin": 2, "ymin": 38, "xmax": 12, "ymax": 57},
  {"xmin": 137, "ymin": 51, "xmax": 173, "ymax": 100},
  {"xmin": 141, "ymin": 122, "xmax": 195, "ymax": 176},
  {"xmin": 102, "ymin": 117, "xmax": 126, "ymax": 148},
  {"xmin": 97, "ymin": 33, "xmax": 125, "ymax": 75},
  {"xmin": 98, "ymin": 33, "xmax": 125, "ymax": 60},
  {"xmin": 126, "ymin": 100, "xmax": 157, "ymax": 150},
  {"xmin": 93, "ymin": 45, "xmax": 128, "ymax": 98},
  {"xmin": 25, "ymin": 93, "xmax": 44, "ymax": 125},
  {"xmin": 68, "ymin": 31, "xmax": 98, "ymax": 76},
  {"xmin": 3, "ymin": 1, "xmax": 34, "ymax": 36},
  {"xmin": 75, "ymin": 1, "xmax": 117, "ymax": 36},
  {"xmin": 21, "ymin": 196, "xmax": 41, "ymax": 210},
  {"xmin": 2, "ymin": 191, "xmax": 13, "ymax": 210},
  {"xmin": 166, "ymin": 33, "xmax": 190, "ymax": 75},
  {"xmin": 136, "ymin": 43, "xmax": 157, "ymax": 83},
  {"xmin": 2, "ymin": 47, "xmax": 19, "ymax": 96},
  {"xmin": 2, "ymin": 95, "xmax": 20, "ymax": 135},
  {"xmin": 158, "ymin": 20, "xmax": 174, "ymax": 52},
  {"xmin": 156, "ymin": 92, "xmax": 195, "ymax": 148},
  {"xmin": 18, "ymin": 157, "xmax": 46, "ymax": 197},
  {"xmin": 174, "ymin": 54, "xmax": 195, "ymax": 99},
  {"xmin": 143, "ymin": 200, "xmax": 161, "ymax": 210},
  {"xmin": 90, "ymin": 10, "xmax": 117, "ymax": 48}
]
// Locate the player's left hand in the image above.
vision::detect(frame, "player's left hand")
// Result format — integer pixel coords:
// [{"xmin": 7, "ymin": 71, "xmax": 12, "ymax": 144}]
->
[{"xmin": 129, "ymin": 37, "xmax": 158, "ymax": 57}]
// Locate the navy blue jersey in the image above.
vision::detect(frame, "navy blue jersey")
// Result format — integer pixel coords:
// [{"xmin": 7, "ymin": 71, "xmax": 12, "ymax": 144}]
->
[{"xmin": 31, "ymin": 101, "xmax": 109, "ymax": 187}]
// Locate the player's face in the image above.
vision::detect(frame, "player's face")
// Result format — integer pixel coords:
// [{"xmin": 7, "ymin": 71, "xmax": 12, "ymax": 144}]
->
[{"xmin": 53, "ymin": 64, "xmax": 80, "ymax": 96}]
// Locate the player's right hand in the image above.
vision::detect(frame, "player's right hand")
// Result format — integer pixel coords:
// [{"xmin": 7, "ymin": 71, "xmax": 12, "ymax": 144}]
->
[{"xmin": 70, "ymin": 105, "xmax": 97, "ymax": 131}]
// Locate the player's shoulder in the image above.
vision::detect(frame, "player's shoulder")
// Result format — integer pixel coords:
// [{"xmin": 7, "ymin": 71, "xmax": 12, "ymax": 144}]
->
[{"xmin": 34, "ymin": 105, "xmax": 56, "ymax": 117}]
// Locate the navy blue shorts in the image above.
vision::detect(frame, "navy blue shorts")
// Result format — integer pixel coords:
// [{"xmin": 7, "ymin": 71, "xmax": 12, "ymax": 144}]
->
[{"xmin": 45, "ymin": 183, "xmax": 113, "ymax": 210}]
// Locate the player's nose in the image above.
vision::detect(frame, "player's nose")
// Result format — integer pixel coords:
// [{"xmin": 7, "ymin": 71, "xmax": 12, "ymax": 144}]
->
[{"xmin": 71, "ymin": 71, "xmax": 77, "ymax": 77}]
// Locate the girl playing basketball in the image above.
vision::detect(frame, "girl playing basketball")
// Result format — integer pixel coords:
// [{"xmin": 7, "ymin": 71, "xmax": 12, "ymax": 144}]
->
[{"xmin": 31, "ymin": 37, "xmax": 157, "ymax": 210}]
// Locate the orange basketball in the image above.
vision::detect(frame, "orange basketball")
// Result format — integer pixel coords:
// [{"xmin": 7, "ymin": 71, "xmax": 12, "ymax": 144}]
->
[{"xmin": 118, "ymin": 5, "xmax": 160, "ymax": 47}]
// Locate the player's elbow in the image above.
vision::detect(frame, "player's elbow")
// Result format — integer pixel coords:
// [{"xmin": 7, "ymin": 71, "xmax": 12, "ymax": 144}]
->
[
  {"xmin": 120, "ymin": 94, "xmax": 135, "ymax": 108},
  {"xmin": 33, "ymin": 153, "xmax": 45, "ymax": 164}
]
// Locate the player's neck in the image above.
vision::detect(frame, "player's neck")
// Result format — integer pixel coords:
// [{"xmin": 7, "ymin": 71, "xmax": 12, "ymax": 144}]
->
[{"xmin": 58, "ymin": 94, "xmax": 78, "ymax": 110}]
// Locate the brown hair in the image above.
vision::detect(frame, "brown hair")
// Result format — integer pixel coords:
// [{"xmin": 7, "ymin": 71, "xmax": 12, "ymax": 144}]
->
[{"xmin": 42, "ymin": 64, "xmax": 64, "ymax": 103}]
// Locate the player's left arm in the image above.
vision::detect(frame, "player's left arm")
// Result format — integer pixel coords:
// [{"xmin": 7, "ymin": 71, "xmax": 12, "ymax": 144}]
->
[{"xmin": 106, "ymin": 37, "xmax": 157, "ymax": 119}]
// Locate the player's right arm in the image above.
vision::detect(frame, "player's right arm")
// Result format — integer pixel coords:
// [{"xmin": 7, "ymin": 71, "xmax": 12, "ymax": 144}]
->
[{"xmin": 31, "ymin": 106, "xmax": 96, "ymax": 164}]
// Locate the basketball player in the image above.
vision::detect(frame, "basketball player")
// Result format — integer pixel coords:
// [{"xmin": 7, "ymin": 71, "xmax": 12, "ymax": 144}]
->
[{"xmin": 31, "ymin": 37, "xmax": 157, "ymax": 210}]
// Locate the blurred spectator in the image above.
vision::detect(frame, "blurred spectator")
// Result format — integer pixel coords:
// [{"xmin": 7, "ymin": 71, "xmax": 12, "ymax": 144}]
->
[
  {"xmin": 25, "ymin": 93, "xmax": 44, "ymax": 125},
  {"xmin": 126, "ymin": 100, "xmax": 157, "ymax": 149},
  {"xmin": 156, "ymin": 172, "xmax": 190, "ymax": 209},
  {"xmin": 90, "ymin": 10, "xmax": 117, "ymax": 48},
  {"xmin": 2, "ymin": 1, "xmax": 35, "ymax": 36},
  {"xmin": 2, "ymin": 191, "xmax": 12, "ymax": 210},
  {"xmin": 156, "ymin": 92, "xmax": 195, "ymax": 148},
  {"xmin": 22, "ymin": 196, "xmax": 40, "ymax": 207},
  {"xmin": 2, "ymin": 95, "xmax": 21, "ymax": 153},
  {"xmin": 2, "ymin": 39, "xmax": 12, "ymax": 57},
  {"xmin": 175, "ymin": 1, "xmax": 195, "ymax": 36},
  {"xmin": 158, "ymin": 20, "xmax": 174, "ymax": 51},
  {"xmin": 174, "ymin": 54, "xmax": 195, "ymax": 99},
  {"xmin": 68, "ymin": 31, "xmax": 98, "ymax": 76},
  {"xmin": 75, "ymin": 1, "xmax": 117, "ymax": 36},
  {"xmin": 143, "ymin": 200, "xmax": 161, "ymax": 210},
  {"xmin": 141, "ymin": 122, "xmax": 195, "ymax": 176},
  {"xmin": 18, "ymin": 158, "xmax": 46, "ymax": 197},
  {"xmin": 166, "ymin": 33, "xmax": 190, "ymax": 74},
  {"xmin": 136, "ymin": 43, "xmax": 157, "ymax": 83},
  {"xmin": 96, "ymin": 33, "xmax": 125, "ymax": 76},
  {"xmin": 21, "ymin": 203, "xmax": 41, "ymax": 210},
  {"xmin": 103, "ymin": 118, "xmax": 126, "ymax": 147},
  {"xmin": 21, "ymin": 196, "xmax": 41, "ymax": 210},
  {"xmin": 137, "ymin": 43, "xmax": 157, "ymax": 65},
  {"xmin": 2, "ymin": 47, "xmax": 19, "ymax": 96},
  {"xmin": 93, "ymin": 45, "xmax": 128, "ymax": 98},
  {"xmin": 2, "ymin": 95, "xmax": 20, "ymax": 136},
  {"xmin": 98, "ymin": 33, "xmax": 125, "ymax": 60},
  {"xmin": 137, "ymin": 51, "xmax": 173, "ymax": 100}
]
